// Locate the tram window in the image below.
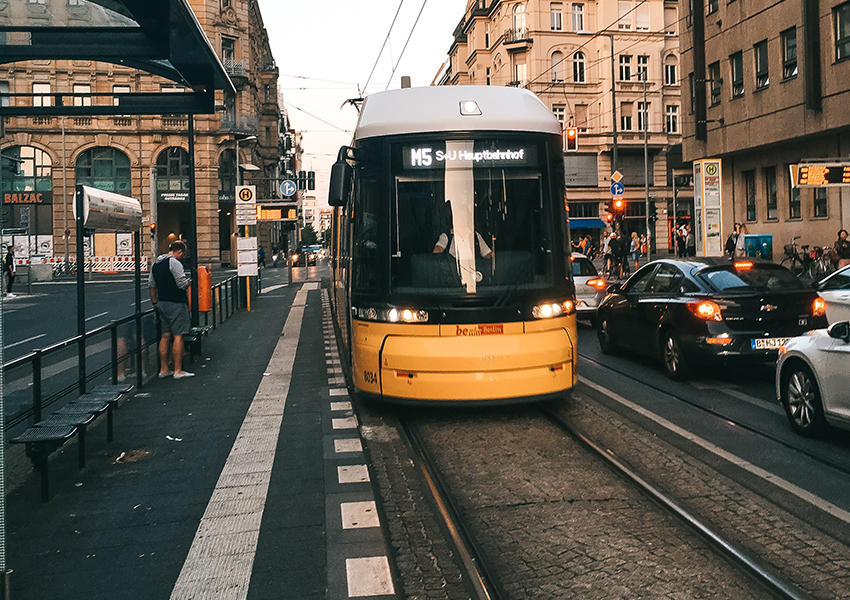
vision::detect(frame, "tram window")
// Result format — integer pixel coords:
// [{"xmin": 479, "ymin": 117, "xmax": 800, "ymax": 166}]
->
[{"xmin": 353, "ymin": 176, "xmax": 381, "ymax": 291}]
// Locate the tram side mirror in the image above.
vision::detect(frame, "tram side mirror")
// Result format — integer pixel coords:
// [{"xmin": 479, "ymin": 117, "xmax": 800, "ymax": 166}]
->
[
  {"xmin": 827, "ymin": 321, "xmax": 850, "ymax": 343},
  {"xmin": 328, "ymin": 160, "xmax": 352, "ymax": 207}
]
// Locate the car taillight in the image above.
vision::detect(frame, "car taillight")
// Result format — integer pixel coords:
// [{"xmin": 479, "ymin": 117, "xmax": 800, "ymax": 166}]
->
[
  {"xmin": 687, "ymin": 300, "xmax": 723, "ymax": 321},
  {"xmin": 734, "ymin": 260, "xmax": 754, "ymax": 270},
  {"xmin": 586, "ymin": 278, "xmax": 607, "ymax": 288},
  {"xmin": 813, "ymin": 297, "xmax": 826, "ymax": 317}
]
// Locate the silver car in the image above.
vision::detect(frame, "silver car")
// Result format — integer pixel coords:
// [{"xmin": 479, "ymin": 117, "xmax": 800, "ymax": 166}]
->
[
  {"xmin": 571, "ymin": 252, "xmax": 607, "ymax": 324},
  {"xmin": 815, "ymin": 264, "xmax": 850, "ymax": 323}
]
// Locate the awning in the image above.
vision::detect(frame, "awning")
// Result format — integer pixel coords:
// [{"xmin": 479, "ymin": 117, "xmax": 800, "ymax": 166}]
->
[{"xmin": 569, "ymin": 218, "xmax": 607, "ymax": 229}]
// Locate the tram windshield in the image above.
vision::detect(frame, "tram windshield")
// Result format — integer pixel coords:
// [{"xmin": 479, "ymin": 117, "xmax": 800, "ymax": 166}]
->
[{"xmin": 386, "ymin": 139, "xmax": 557, "ymax": 295}]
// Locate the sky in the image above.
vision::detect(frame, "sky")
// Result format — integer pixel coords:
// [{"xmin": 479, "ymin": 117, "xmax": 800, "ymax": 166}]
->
[{"xmin": 255, "ymin": 0, "xmax": 467, "ymax": 204}]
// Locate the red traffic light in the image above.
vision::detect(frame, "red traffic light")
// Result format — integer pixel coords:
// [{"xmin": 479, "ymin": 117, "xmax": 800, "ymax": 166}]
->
[
  {"xmin": 613, "ymin": 198, "xmax": 625, "ymax": 211},
  {"xmin": 606, "ymin": 213, "xmax": 614, "ymax": 222},
  {"xmin": 565, "ymin": 127, "xmax": 578, "ymax": 152}
]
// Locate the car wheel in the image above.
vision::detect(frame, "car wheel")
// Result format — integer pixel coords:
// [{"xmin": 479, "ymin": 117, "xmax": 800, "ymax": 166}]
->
[
  {"xmin": 597, "ymin": 315, "xmax": 616, "ymax": 354},
  {"xmin": 781, "ymin": 364, "xmax": 827, "ymax": 437},
  {"xmin": 661, "ymin": 330, "xmax": 691, "ymax": 381}
]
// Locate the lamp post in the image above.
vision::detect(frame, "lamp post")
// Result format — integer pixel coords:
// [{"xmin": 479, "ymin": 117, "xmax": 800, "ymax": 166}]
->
[{"xmin": 235, "ymin": 134, "xmax": 257, "ymax": 187}]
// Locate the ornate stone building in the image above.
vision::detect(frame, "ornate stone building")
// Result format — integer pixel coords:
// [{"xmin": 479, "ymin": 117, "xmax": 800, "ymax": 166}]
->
[
  {"xmin": 0, "ymin": 0, "xmax": 289, "ymax": 268},
  {"xmin": 440, "ymin": 0, "xmax": 692, "ymax": 252}
]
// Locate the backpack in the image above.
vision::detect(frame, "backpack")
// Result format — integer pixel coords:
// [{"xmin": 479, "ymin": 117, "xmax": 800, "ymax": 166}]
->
[{"xmin": 724, "ymin": 233, "xmax": 736, "ymax": 256}]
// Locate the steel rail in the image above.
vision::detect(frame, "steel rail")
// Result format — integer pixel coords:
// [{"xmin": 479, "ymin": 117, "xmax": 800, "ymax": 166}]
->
[{"xmin": 539, "ymin": 404, "xmax": 815, "ymax": 600}]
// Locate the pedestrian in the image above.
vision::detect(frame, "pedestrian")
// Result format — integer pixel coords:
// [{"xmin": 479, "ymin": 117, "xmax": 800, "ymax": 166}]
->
[
  {"xmin": 148, "ymin": 240, "xmax": 194, "ymax": 379},
  {"xmin": 676, "ymin": 223, "xmax": 687, "ymax": 257},
  {"xmin": 685, "ymin": 225, "xmax": 696, "ymax": 257},
  {"xmin": 3, "ymin": 246, "xmax": 15, "ymax": 297},
  {"xmin": 835, "ymin": 229, "xmax": 850, "ymax": 269},
  {"xmin": 258, "ymin": 245, "xmax": 266, "ymax": 268},
  {"xmin": 725, "ymin": 223, "xmax": 747, "ymax": 258},
  {"xmin": 630, "ymin": 231, "xmax": 640, "ymax": 273},
  {"xmin": 639, "ymin": 233, "xmax": 647, "ymax": 257}
]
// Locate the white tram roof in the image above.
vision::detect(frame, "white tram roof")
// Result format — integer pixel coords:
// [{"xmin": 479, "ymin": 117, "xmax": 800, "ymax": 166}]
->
[{"xmin": 354, "ymin": 86, "xmax": 562, "ymax": 140}]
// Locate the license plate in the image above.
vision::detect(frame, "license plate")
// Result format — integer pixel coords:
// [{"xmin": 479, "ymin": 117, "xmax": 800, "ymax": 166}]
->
[
  {"xmin": 576, "ymin": 300, "xmax": 588, "ymax": 308},
  {"xmin": 751, "ymin": 337, "xmax": 791, "ymax": 350}
]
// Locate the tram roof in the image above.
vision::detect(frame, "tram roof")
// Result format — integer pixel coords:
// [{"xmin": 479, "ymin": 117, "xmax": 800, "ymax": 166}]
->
[{"xmin": 354, "ymin": 86, "xmax": 562, "ymax": 140}]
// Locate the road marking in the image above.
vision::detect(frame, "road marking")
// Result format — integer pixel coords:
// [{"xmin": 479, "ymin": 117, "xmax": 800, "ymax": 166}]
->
[
  {"xmin": 345, "ymin": 557, "xmax": 394, "ymax": 597},
  {"xmin": 5, "ymin": 333, "xmax": 46, "ymax": 349},
  {"xmin": 169, "ymin": 284, "xmax": 307, "ymax": 600},
  {"xmin": 330, "ymin": 401, "xmax": 352, "ymax": 412},
  {"xmin": 334, "ymin": 438, "xmax": 362, "ymax": 454},
  {"xmin": 85, "ymin": 311, "xmax": 109, "ymax": 322},
  {"xmin": 260, "ymin": 284, "xmax": 287, "ymax": 294},
  {"xmin": 579, "ymin": 376, "xmax": 850, "ymax": 525}
]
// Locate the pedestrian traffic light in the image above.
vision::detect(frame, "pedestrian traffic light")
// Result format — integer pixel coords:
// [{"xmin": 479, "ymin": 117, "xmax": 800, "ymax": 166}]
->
[
  {"xmin": 307, "ymin": 171, "xmax": 315, "ymax": 191},
  {"xmin": 648, "ymin": 201, "xmax": 658, "ymax": 223},
  {"xmin": 565, "ymin": 127, "xmax": 578, "ymax": 152}
]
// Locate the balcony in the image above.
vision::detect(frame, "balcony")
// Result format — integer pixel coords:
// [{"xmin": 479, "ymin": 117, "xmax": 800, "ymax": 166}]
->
[
  {"xmin": 223, "ymin": 59, "xmax": 248, "ymax": 79},
  {"xmin": 503, "ymin": 27, "xmax": 532, "ymax": 51}
]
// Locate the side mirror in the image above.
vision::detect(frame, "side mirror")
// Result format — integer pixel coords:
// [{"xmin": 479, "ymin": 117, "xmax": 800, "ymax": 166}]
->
[
  {"xmin": 328, "ymin": 160, "xmax": 352, "ymax": 207},
  {"xmin": 606, "ymin": 282, "xmax": 621, "ymax": 295},
  {"xmin": 827, "ymin": 321, "xmax": 850, "ymax": 343}
]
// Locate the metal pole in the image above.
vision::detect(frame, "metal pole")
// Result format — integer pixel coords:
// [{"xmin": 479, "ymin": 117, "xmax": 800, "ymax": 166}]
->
[
  {"xmin": 672, "ymin": 172, "xmax": 678, "ymax": 254},
  {"xmin": 188, "ymin": 115, "xmax": 199, "ymax": 328},
  {"xmin": 75, "ymin": 186, "xmax": 86, "ymax": 394},
  {"xmin": 643, "ymin": 77, "xmax": 650, "ymax": 262},
  {"xmin": 134, "ymin": 230, "xmax": 143, "ymax": 387},
  {"xmin": 609, "ymin": 34, "xmax": 618, "ymax": 174}
]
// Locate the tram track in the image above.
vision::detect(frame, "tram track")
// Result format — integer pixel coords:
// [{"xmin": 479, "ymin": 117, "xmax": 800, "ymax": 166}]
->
[
  {"xmin": 576, "ymin": 349, "xmax": 850, "ymax": 478},
  {"xmin": 392, "ymin": 403, "xmax": 803, "ymax": 600}
]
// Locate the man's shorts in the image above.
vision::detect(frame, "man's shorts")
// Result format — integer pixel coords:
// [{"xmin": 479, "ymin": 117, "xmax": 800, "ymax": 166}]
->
[{"xmin": 157, "ymin": 301, "xmax": 190, "ymax": 336}]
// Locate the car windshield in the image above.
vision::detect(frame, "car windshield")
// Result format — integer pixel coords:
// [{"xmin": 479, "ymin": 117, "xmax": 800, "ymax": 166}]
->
[
  {"xmin": 820, "ymin": 268, "xmax": 850, "ymax": 291},
  {"xmin": 699, "ymin": 264, "xmax": 805, "ymax": 292},
  {"xmin": 572, "ymin": 257, "xmax": 597, "ymax": 277}
]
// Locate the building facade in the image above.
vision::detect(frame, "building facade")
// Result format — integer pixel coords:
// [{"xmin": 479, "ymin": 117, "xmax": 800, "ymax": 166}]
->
[
  {"xmin": 0, "ymin": 0, "xmax": 290, "ymax": 269},
  {"xmin": 680, "ymin": 0, "xmax": 850, "ymax": 252},
  {"xmin": 441, "ymin": 0, "xmax": 692, "ymax": 252}
]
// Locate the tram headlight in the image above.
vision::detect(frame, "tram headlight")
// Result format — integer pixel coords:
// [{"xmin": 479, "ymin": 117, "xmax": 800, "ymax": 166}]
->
[
  {"xmin": 532, "ymin": 300, "xmax": 575, "ymax": 319},
  {"xmin": 352, "ymin": 305, "xmax": 429, "ymax": 323}
]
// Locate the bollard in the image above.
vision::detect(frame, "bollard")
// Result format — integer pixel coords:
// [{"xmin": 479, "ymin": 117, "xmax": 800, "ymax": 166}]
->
[{"xmin": 32, "ymin": 350, "xmax": 42, "ymax": 423}]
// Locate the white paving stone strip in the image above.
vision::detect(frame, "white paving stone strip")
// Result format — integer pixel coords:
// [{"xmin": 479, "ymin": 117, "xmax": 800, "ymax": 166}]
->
[
  {"xmin": 260, "ymin": 283, "xmax": 287, "ymax": 293},
  {"xmin": 338, "ymin": 464, "xmax": 370, "ymax": 484},
  {"xmin": 334, "ymin": 438, "xmax": 363, "ymax": 454},
  {"xmin": 340, "ymin": 501, "xmax": 380, "ymax": 529},
  {"xmin": 329, "ymin": 388, "xmax": 348, "ymax": 397},
  {"xmin": 580, "ymin": 376, "xmax": 850, "ymax": 525},
  {"xmin": 346, "ymin": 557, "xmax": 395, "ymax": 597},
  {"xmin": 330, "ymin": 401, "xmax": 352, "ymax": 412},
  {"xmin": 332, "ymin": 416, "xmax": 358, "ymax": 430},
  {"xmin": 169, "ymin": 285, "xmax": 309, "ymax": 600}
]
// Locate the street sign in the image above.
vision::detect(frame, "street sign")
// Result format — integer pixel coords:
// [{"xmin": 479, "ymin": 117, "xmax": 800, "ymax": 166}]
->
[
  {"xmin": 281, "ymin": 179, "xmax": 297, "ymax": 197},
  {"xmin": 256, "ymin": 204, "xmax": 298, "ymax": 221},
  {"xmin": 19, "ymin": 206, "xmax": 30, "ymax": 229},
  {"xmin": 610, "ymin": 182, "xmax": 625, "ymax": 196},
  {"xmin": 611, "ymin": 171, "xmax": 623, "ymax": 183},
  {"xmin": 235, "ymin": 185, "xmax": 257, "ymax": 226}
]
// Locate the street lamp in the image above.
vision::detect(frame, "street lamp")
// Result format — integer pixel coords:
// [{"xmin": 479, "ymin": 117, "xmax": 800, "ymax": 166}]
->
[{"xmin": 234, "ymin": 134, "xmax": 257, "ymax": 187}]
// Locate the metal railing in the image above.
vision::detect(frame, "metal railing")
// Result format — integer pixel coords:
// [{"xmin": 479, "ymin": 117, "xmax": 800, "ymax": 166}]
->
[{"xmin": 3, "ymin": 275, "xmax": 250, "ymax": 436}]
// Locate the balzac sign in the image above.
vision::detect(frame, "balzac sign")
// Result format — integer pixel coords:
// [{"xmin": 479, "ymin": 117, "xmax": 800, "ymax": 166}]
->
[{"xmin": 4, "ymin": 192, "xmax": 52, "ymax": 204}]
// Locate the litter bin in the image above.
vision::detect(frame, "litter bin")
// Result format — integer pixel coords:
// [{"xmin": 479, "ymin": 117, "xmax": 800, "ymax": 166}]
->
[
  {"xmin": 189, "ymin": 266, "xmax": 212, "ymax": 312},
  {"xmin": 743, "ymin": 234, "xmax": 773, "ymax": 261}
]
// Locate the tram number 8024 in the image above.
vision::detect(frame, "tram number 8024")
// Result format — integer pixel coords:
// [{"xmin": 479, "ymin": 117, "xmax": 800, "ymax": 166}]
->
[{"xmin": 364, "ymin": 371, "xmax": 379, "ymax": 385}]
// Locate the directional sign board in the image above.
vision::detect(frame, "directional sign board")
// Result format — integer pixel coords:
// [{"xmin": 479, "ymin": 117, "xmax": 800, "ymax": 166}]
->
[
  {"xmin": 796, "ymin": 163, "xmax": 850, "ymax": 187},
  {"xmin": 610, "ymin": 182, "xmax": 625, "ymax": 196},
  {"xmin": 281, "ymin": 179, "xmax": 297, "ymax": 197}
]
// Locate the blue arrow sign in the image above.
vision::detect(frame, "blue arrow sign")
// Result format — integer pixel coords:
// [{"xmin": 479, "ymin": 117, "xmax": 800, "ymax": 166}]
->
[
  {"xmin": 610, "ymin": 182, "xmax": 625, "ymax": 196},
  {"xmin": 281, "ymin": 179, "xmax": 297, "ymax": 197}
]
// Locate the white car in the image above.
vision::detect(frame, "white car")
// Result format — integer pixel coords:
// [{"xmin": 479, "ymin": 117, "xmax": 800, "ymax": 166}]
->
[
  {"xmin": 571, "ymin": 252, "xmax": 607, "ymax": 324},
  {"xmin": 776, "ymin": 321, "xmax": 850, "ymax": 436},
  {"xmin": 815, "ymin": 265, "xmax": 850, "ymax": 323}
]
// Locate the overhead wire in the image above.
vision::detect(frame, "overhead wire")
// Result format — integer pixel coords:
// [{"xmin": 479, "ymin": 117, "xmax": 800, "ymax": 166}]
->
[
  {"xmin": 384, "ymin": 0, "xmax": 430, "ymax": 91},
  {"xmin": 363, "ymin": 0, "xmax": 406, "ymax": 93}
]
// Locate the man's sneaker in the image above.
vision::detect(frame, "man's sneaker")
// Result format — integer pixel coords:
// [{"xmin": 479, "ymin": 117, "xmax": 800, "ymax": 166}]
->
[
  {"xmin": 173, "ymin": 371, "xmax": 195, "ymax": 379},
  {"xmin": 6, "ymin": 293, "xmax": 15, "ymax": 298}
]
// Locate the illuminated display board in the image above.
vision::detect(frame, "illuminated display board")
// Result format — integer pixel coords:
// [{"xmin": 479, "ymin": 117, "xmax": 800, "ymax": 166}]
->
[
  {"xmin": 797, "ymin": 163, "xmax": 850, "ymax": 187},
  {"xmin": 256, "ymin": 205, "xmax": 297, "ymax": 221},
  {"xmin": 402, "ymin": 141, "xmax": 537, "ymax": 170}
]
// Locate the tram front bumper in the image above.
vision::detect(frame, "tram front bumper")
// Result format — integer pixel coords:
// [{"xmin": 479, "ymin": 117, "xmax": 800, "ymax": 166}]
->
[{"xmin": 377, "ymin": 328, "xmax": 575, "ymax": 402}]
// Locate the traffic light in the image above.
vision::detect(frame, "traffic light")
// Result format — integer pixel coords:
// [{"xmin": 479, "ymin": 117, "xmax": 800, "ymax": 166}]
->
[
  {"xmin": 307, "ymin": 171, "xmax": 315, "ymax": 191},
  {"xmin": 565, "ymin": 127, "xmax": 578, "ymax": 152},
  {"xmin": 297, "ymin": 170, "xmax": 306, "ymax": 190},
  {"xmin": 612, "ymin": 197, "xmax": 625, "ymax": 212},
  {"xmin": 149, "ymin": 222, "xmax": 156, "ymax": 237},
  {"xmin": 648, "ymin": 201, "xmax": 658, "ymax": 223}
]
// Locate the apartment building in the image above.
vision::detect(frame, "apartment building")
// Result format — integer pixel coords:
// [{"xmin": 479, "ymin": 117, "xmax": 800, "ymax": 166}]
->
[
  {"xmin": 441, "ymin": 0, "xmax": 691, "ymax": 252},
  {"xmin": 680, "ymin": 0, "xmax": 850, "ymax": 250},
  {"xmin": 0, "ymin": 0, "xmax": 290, "ymax": 268}
]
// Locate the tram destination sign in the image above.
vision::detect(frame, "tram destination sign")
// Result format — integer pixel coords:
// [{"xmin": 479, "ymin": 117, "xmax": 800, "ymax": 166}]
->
[
  {"xmin": 795, "ymin": 162, "xmax": 850, "ymax": 187},
  {"xmin": 404, "ymin": 143, "xmax": 537, "ymax": 169}
]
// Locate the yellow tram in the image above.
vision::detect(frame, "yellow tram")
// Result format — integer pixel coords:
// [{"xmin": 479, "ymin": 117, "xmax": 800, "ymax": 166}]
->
[{"xmin": 328, "ymin": 86, "xmax": 577, "ymax": 404}]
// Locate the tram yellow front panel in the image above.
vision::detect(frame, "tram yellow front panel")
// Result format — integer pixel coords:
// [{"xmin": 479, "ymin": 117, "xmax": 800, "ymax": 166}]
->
[{"xmin": 378, "ymin": 325, "xmax": 574, "ymax": 402}]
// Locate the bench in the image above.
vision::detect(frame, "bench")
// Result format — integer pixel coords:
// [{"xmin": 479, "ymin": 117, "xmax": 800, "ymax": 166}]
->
[
  {"xmin": 184, "ymin": 325, "xmax": 211, "ymax": 363},
  {"xmin": 10, "ymin": 383, "xmax": 133, "ymax": 501}
]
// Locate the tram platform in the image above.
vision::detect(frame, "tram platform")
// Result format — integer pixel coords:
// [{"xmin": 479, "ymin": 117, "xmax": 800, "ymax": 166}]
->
[{"xmin": 5, "ymin": 266, "xmax": 396, "ymax": 600}]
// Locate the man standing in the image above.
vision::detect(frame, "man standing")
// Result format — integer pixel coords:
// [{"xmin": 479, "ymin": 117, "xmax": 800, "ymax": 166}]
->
[
  {"xmin": 148, "ymin": 240, "xmax": 194, "ymax": 379},
  {"xmin": 3, "ymin": 246, "xmax": 15, "ymax": 297}
]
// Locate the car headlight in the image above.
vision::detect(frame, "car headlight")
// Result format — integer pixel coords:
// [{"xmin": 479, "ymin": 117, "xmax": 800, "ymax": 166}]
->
[
  {"xmin": 352, "ymin": 306, "xmax": 429, "ymax": 323},
  {"xmin": 532, "ymin": 300, "xmax": 575, "ymax": 319}
]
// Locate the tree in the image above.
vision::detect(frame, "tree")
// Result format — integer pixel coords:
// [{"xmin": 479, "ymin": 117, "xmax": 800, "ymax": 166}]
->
[{"xmin": 300, "ymin": 224, "xmax": 318, "ymax": 246}]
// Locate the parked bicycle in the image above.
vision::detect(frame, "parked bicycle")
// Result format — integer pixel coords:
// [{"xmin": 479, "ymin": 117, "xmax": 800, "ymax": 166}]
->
[{"xmin": 780, "ymin": 237, "xmax": 835, "ymax": 282}]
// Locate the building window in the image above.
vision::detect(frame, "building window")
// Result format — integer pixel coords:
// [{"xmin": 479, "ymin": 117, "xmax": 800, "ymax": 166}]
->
[
  {"xmin": 664, "ymin": 7, "xmax": 677, "ymax": 35},
  {"xmin": 689, "ymin": 73, "xmax": 695, "ymax": 113},
  {"xmin": 836, "ymin": 2, "xmax": 850, "ymax": 61},
  {"xmin": 666, "ymin": 105, "xmax": 679, "ymax": 133},
  {"xmin": 221, "ymin": 0, "xmax": 231, "ymax": 7},
  {"xmin": 765, "ymin": 167, "xmax": 777, "ymax": 220},
  {"xmin": 552, "ymin": 105, "xmax": 566, "ymax": 128},
  {"xmin": 112, "ymin": 84, "xmax": 130, "ymax": 106},
  {"xmin": 782, "ymin": 28, "xmax": 797, "ymax": 79},
  {"xmin": 72, "ymin": 83, "xmax": 91, "ymax": 107},
  {"xmin": 744, "ymin": 170, "xmax": 756, "ymax": 221},
  {"xmin": 730, "ymin": 51, "xmax": 744, "ymax": 97},
  {"xmin": 569, "ymin": 202, "xmax": 598, "ymax": 218},
  {"xmin": 814, "ymin": 188, "xmax": 828, "ymax": 217},
  {"xmin": 789, "ymin": 186, "xmax": 801, "ymax": 220},
  {"xmin": 155, "ymin": 147, "xmax": 190, "ymax": 198},
  {"xmin": 618, "ymin": 0, "xmax": 632, "ymax": 29},
  {"xmin": 637, "ymin": 101, "xmax": 649, "ymax": 131},
  {"xmin": 219, "ymin": 149, "xmax": 236, "ymax": 196},
  {"xmin": 76, "ymin": 147, "xmax": 132, "ymax": 194},
  {"xmin": 637, "ymin": 55, "xmax": 649, "ymax": 80},
  {"xmin": 32, "ymin": 82, "xmax": 51, "ymax": 107},
  {"xmin": 514, "ymin": 61, "xmax": 527, "ymax": 86},
  {"xmin": 513, "ymin": 3, "xmax": 526, "ymax": 32},
  {"xmin": 485, "ymin": 24, "xmax": 491, "ymax": 48},
  {"xmin": 0, "ymin": 81, "xmax": 9, "ymax": 107},
  {"xmin": 621, "ymin": 102, "xmax": 633, "ymax": 131},
  {"xmin": 551, "ymin": 3, "xmax": 563, "ymax": 30},
  {"xmin": 572, "ymin": 3, "xmax": 584, "ymax": 31},
  {"xmin": 68, "ymin": 0, "xmax": 84, "ymax": 5},
  {"xmin": 754, "ymin": 40, "xmax": 769, "ymax": 89},
  {"xmin": 664, "ymin": 59, "xmax": 678, "ymax": 85},
  {"xmin": 619, "ymin": 54, "xmax": 632, "ymax": 81},
  {"xmin": 573, "ymin": 51, "xmax": 586, "ymax": 82},
  {"xmin": 575, "ymin": 103, "xmax": 588, "ymax": 132},
  {"xmin": 486, "ymin": 67, "xmax": 491, "ymax": 85},
  {"xmin": 1, "ymin": 146, "xmax": 52, "ymax": 194},
  {"xmin": 221, "ymin": 37, "xmax": 235, "ymax": 64},
  {"xmin": 636, "ymin": 3, "xmax": 650, "ymax": 30},
  {"xmin": 707, "ymin": 0, "xmax": 718, "ymax": 14},
  {"xmin": 551, "ymin": 51, "xmax": 564, "ymax": 82},
  {"xmin": 708, "ymin": 62, "xmax": 721, "ymax": 106}
]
